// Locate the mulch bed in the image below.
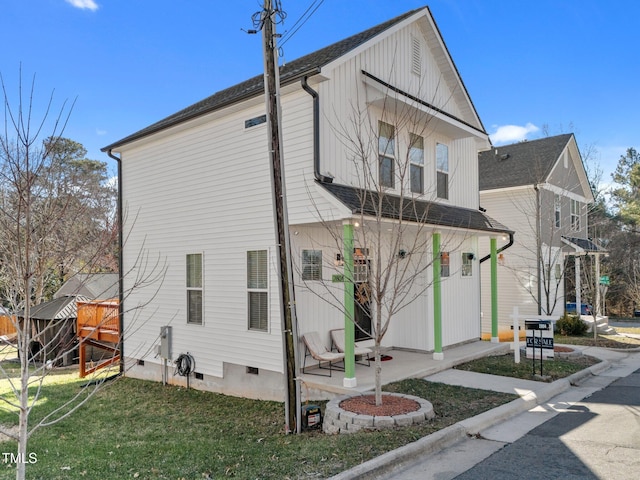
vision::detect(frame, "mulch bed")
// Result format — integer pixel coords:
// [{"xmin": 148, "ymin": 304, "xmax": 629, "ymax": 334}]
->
[{"xmin": 340, "ymin": 394, "xmax": 420, "ymax": 416}]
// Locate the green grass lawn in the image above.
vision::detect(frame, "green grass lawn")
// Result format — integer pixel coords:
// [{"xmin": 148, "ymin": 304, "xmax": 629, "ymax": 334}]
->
[
  {"xmin": 0, "ymin": 369, "xmax": 517, "ymax": 480},
  {"xmin": 454, "ymin": 352, "xmax": 600, "ymax": 381}
]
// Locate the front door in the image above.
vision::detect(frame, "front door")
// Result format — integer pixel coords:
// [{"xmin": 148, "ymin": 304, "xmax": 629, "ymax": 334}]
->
[{"xmin": 353, "ymin": 248, "xmax": 372, "ymax": 340}]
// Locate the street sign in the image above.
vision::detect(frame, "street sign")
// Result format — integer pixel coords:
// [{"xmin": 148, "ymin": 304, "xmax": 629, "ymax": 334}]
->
[{"xmin": 600, "ymin": 275, "xmax": 610, "ymax": 285}]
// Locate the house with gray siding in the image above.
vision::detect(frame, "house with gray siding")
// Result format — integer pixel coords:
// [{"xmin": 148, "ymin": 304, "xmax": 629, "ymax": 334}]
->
[{"xmin": 479, "ymin": 134, "xmax": 599, "ymax": 339}]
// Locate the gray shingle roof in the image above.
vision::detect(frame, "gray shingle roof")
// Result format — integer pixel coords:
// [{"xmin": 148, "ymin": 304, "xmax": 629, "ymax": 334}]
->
[
  {"xmin": 321, "ymin": 183, "xmax": 512, "ymax": 234},
  {"xmin": 479, "ymin": 134, "xmax": 573, "ymax": 191},
  {"xmin": 562, "ymin": 236, "xmax": 605, "ymax": 253},
  {"xmin": 102, "ymin": 7, "xmax": 425, "ymax": 152},
  {"xmin": 16, "ymin": 295, "xmax": 89, "ymax": 321}
]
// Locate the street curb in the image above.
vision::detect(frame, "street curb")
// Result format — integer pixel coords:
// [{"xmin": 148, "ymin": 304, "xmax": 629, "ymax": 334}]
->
[{"xmin": 328, "ymin": 359, "xmax": 613, "ymax": 480}]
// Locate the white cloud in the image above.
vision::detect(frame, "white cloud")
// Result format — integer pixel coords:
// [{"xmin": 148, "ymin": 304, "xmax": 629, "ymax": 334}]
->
[
  {"xmin": 490, "ymin": 123, "xmax": 539, "ymax": 145},
  {"xmin": 65, "ymin": 0, "xmax": 99, "ymax": 11}
]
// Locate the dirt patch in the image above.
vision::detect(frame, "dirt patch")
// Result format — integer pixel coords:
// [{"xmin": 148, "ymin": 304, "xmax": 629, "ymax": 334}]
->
[
  {"xmin": 554, "ymin": 346, "xmax": 575, "ymax": 353},
  {"xmin": 340, "ymin": 394, "xmax": 420, "ymax": 416},
  {"xmin": 0, "ymin": 424, "xmax": 19, "ymax": 442}
]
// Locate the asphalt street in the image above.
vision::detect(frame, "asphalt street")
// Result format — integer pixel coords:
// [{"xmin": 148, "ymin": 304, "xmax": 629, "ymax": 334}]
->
[{"xmin": 384, "ymin": 352, "xmax": 640, "ymax": 480}]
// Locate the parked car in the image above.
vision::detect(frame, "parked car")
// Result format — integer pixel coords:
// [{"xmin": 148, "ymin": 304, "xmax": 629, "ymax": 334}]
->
[{"xmin": 566, "ymin": 302, "xmax": 593, "ymax": 315}]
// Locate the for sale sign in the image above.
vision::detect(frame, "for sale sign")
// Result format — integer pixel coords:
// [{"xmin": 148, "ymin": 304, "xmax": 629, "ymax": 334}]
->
[{"xmin": 525, "ymin": 320, "xmax": 554, "ymax": 359}]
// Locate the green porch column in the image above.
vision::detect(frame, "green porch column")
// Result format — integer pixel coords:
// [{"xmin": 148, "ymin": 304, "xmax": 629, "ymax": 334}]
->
[
  {"xmin": 490, "ymin": 237, "xmax": 499, "ymax": 343},
  {"xmin": 343, "ymin": 222, "xmax": 356, "ymax": 387},
  {"xmin": 433, "ymin": 232, "xmax": 443, "ymax": 360}
]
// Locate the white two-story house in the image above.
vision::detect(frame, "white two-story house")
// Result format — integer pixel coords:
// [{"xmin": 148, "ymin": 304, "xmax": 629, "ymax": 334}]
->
[{"xmin": 103, "ymin": 7, "xmax": 511, "ymax": 400}]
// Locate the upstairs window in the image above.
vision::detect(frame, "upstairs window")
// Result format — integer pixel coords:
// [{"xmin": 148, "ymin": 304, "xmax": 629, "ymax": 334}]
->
[
  {"xmin": 462, "ymin": 253, "xmax": 473, "ymax": 277},
  {"xmin": 554, "ymin": 195, "xmax": 561, "ymax": 228},
  {"xmin": 247, "ymin": 250, "xmax": 268, "ymax": 331},
  {"xmin": 378, "ymin": 121, "xmax": 395, "ymax": 188},
  {"xmin": 440, "ymin": 252, "xmax": 450, "ymax": 277},
  {"xmin": 436, "ymin": 143, "xmax": 449, "ymax": 199},
  {"xmin": 409, "ymin": 133, "xmax": 424, "ymax": 194},
  {"xmin": 186, "ymin": 253, "xmax": 203, "ymax": 325},
  {"xmin": 571, "ymin": 199, "xmax": 581, "ymax": 231},
  {"xmin": 301, "ymin": 250, "xmax": 322, "ymax": 281}
]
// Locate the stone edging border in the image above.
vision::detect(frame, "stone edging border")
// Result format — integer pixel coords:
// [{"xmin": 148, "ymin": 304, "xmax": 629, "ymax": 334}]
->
[{"xmin": 323, "ymin": 393, "xmax": 435, "ymax": 434}]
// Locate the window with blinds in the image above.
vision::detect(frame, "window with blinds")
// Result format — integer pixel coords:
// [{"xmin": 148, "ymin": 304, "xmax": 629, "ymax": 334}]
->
[
  {"xmin": 247, "ymin": 250, "xmax": 268, "ymax": 331},
  {"xmin": 186, "ymin": 253, "xmax": 203, "ymax": 325}
]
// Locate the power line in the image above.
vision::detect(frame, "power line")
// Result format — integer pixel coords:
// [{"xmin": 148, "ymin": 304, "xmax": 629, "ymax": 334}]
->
[{"xmin": 280, "ymin": 0, "xmax": 324, "ymax": 48}]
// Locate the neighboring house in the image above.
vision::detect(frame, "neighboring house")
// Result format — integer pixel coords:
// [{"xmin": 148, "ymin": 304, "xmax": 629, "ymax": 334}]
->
[
  {"xmin": 102, "ymin": 7, "xmax": 511, "ymax": 400},
  {"xmin": 54, "ymin": 273, "xmax": 119, "ymax": 300},
  {"xmin": 479, "ymin": 134, "xmax": 600, "ymax": 338}
]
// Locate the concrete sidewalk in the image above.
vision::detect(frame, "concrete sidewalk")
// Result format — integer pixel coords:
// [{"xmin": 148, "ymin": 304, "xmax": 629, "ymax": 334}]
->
[{"xmin": 329, "ymin": 345, "xmax": 640, "ymax": 480}]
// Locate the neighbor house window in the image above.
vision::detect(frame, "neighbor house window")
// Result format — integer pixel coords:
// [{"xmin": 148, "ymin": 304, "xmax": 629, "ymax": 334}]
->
[
  {"xmin": 378, "ymin": 121, "xmax": 395, "ymax": 188},
  {"xmin": 436, "ymin": 143, "xmax": 449, "ymax": 199},
  {"xmin": 302, "ymin": 250, "xmax": 322, "ymax": 281},
  {"xmin": 245, "ymin": 114, "xmax": 267, "ymax": 129},
  {"xmin": 462, "ymin": 253, "xmax": 473, "ymax": 277},
  {"xmin": 440, "ymin": 252, "xmax": 450, "ymax": 277},
  {"xmin": 247, "ymin": 250, "xmax": 268, "ymax": 331},
  {"xmin": 571, "ymin": 199, "xmax": 580, "ymax": 231},
  {"xmin": 409, "ymin": 133, "xmax": 424, "ymax": 194},
  {"xmin": 186, "ymin": 253, "xmax": 203, "ymax": 325},
  {"xmin": 554, "ymin": 194, "xmax": 561, "ymax": 228}
]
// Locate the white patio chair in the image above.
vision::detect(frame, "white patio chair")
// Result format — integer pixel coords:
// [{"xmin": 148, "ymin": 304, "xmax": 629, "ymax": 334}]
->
[
  {"xmin": 330, "ymin": 328, "xmax": 372, "ymax": 367},
  {"xmin": 302, "ymin": 331, "xmax": 344, "ymax": 377}
]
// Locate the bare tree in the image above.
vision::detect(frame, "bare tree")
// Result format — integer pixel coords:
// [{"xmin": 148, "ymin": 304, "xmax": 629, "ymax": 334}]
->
[
  {"xmin": 0, "ymin": 69, "xmax": 164, "ymax": 480},
  {"xmin": 301, "ymin": 74, "xmax": 470, "ymax": 406}
]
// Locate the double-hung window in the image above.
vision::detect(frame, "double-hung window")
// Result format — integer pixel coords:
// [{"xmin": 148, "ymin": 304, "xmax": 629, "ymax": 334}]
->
[
  {"xmin": 440, "ymin": 252, "xmax": 450, "ymax": 277},
  {"xmin": 462, "ymin": 253, "xmax": 473, "ymax": 277},
  {"xmin": 570, "ymin": 199, "xmax": 581, "ymax": 231},
  {"xmin": 186, "ymin": 253, "xmax": 203, "ymax": 325},
  {"xmin": 302, "ymin": 250, "xmax": 322, "ymax": 281},
  {"xmin": 378, "ymin": 121, "xmax": 395, "ymax": 188},
  {"xmin": 436, "ymin": 143, "xmax": 449, "ymax": 199},
  {"xmin": 409, "ymin": 133, "xmax": 424, "ymax": 194},
  {"xmin": 554, "ymin": 195, "xmax": 562, "ymax": 228},
  {"xmin": 247, "ymin": 250, "xmax": 268, "ymax": 331}
]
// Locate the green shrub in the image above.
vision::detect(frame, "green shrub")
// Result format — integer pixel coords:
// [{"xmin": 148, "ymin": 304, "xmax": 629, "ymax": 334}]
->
[{"xmin": 555, "ymin": 313, "xmax": 588, "ymax": 336}]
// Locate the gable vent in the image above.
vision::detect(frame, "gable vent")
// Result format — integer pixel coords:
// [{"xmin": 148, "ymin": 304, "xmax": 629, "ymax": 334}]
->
[{"xmin": 411, "ymin": 35, "xmax": 421, "ymax": 76}]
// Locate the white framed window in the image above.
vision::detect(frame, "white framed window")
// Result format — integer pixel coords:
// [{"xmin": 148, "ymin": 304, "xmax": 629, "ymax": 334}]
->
[
  {"xmin": 571, "ymin": 199, "xmax": 581, "ymax": 231},
  {"xmin": 247, "ymin": 250, "xmax": 268, "ymax": 331},
  {"xmin": 462, "ymin": 253, "xmax": 473, "ymax": 277},
  {"xmin": 186, "ymin": 253, "xmax": 203, "ymax": 325},
  {"xmin": 554, "ymin": 194, "xmax": 561, "ymax": 228},
  {"xmin": 440, "ymin": 252, "xmax": 450, "ymax": 277},
  {"xmin": 302, "ymin": 250, "xmax": 322, "ymax": 281},
  {"xmin": 409, "ymin": 133, "xmax": 424, "ymax": 194},
  {"xmin": 436, "ymin": 143, "xmax": 449, "ymax": 199},
  {"xmin": 379, "ymin": 121, "xmax": 395, "ymax": 188}
]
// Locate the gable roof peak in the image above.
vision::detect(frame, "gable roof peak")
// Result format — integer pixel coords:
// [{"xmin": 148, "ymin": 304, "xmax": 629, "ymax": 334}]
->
[{"xmin": 103, "ymin": 6, "xmax": 432, "ymax": 152}]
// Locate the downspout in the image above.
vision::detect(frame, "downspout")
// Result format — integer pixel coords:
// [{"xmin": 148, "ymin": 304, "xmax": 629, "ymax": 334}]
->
[
  {"xmin": 535, "ymin": 184, "xmax": 542, "ymax": 315},
  {"xmin": 479, "ymin": 233, "xmax": 514, "ymax": 263},
  {"xmin": 107, "ymin": 149, "xmax": 125, "ymax": 375},
  {"xmin": 301, "ymin": 76, "xmax": 333, "ymax": 184}
]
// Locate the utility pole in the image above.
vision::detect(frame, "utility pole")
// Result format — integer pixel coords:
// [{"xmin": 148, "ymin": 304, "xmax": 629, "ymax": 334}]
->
[{"xmin": 261, "ymin": 0, "xmax": 300, "ymax": 434}]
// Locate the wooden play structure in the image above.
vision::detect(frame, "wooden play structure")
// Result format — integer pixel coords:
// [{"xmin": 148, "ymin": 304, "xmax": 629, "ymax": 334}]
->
[{"xmin": 76, "ymin": 299, "xmax": 120, "ymax": 377}]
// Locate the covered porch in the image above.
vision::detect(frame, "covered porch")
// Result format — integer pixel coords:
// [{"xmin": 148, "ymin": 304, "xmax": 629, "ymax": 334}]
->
[{"xmin": 299, "ymin": 340, "xmax": 509, "ymax": 400}]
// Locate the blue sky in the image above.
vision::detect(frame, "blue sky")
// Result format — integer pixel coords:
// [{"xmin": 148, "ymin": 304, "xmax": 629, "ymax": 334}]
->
[{"xmin": 2, "ymin": 0, "xmax": 638, "ymax": 189}]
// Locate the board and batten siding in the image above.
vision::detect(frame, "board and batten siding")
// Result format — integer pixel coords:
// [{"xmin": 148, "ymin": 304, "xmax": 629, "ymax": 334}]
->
[{"xmin": 119, "ymin": 103, "xmax": 286, "ymax": 378}]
